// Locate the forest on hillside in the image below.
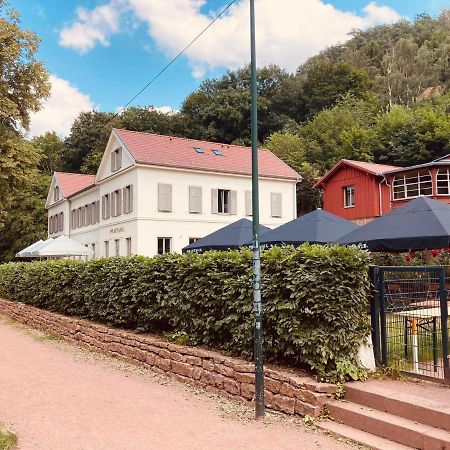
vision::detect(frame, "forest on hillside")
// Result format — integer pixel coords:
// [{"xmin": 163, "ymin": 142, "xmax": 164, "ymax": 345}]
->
[{"xmin": 1, "ymin": 2, "xmax": 450, "ymax": 261}]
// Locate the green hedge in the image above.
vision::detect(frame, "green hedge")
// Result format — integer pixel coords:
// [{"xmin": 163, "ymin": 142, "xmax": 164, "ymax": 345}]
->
[{"xmin": 0, "ymin": 244, "xmax": 370, "ymax": 381}]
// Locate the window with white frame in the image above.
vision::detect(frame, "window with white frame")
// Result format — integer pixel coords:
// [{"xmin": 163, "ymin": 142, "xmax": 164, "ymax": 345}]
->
[
  {"xmin": 126, "ymin": 237, "xmax": 132, "ymax": 256},
  {"xmin": 104, "ymin": 241, "xmax": 109, "ymax": 258},
  {"xmin": 123, "ymin": 185, "xmax": 133, "ymax": 214},
  {"xmin": 218, "ymin": 189, "xmax": 230, "ymax": 213},
  {"xmin": 114, "ymin": 239, "xmax": 120, "ymax": 256},
  {"xmin": 102, "ymin": 194, "xmax": 111, "ymax": 219},
  {"xmin": 157, "ymin": 237, "xmax": 171, "ymax": 254},
  {"xmin": 344, "ymin": 186, "xmax": 355, "ymax": 208},
  {"xmin": 111, "ymin": 190, "xmax": 122, "ymax": 217},
  {"xmin": 437, "ymin": 168, "xmax": 450, "ymax": 195},
  {"xmin": 392, "ymin": 170, "xmax": 432, "ymax": 200}
]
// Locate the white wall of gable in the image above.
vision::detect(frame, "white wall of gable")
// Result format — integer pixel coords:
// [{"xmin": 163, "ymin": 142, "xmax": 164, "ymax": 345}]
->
[{"xmin": 96, "ymin": 132, "xmax": 135, "ymax": 182}]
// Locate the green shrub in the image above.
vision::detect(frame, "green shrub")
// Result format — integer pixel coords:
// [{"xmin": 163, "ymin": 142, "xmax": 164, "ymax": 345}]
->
[{"xmin": 0, "ymin": 244, "xmax": 370, "ymax": 381}]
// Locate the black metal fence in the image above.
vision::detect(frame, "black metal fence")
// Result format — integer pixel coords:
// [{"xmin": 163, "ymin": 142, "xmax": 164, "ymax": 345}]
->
[{"xmin": 371, "ymin": 266, "xmax": 450, "ymax": 382}]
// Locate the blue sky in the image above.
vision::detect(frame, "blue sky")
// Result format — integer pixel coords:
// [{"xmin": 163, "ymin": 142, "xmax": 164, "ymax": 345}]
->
[{"xmin": 9, "ymin": 0, "xmax": 446, "ymax": 136}]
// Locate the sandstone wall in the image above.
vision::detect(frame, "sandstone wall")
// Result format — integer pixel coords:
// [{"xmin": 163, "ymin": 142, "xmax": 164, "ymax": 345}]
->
[{"xmin": 0, "ymin": 298, "xmax": 336, "ymax": 417}]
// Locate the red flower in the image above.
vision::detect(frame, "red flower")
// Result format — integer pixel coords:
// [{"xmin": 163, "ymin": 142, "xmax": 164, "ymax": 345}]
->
[
  {"xmin": 405, "ymin": 255, "xmax": 412, "ymax": 262},
  {"xmin": 431, "ymin": 249, "xmax": 440, "ymax": 257}
]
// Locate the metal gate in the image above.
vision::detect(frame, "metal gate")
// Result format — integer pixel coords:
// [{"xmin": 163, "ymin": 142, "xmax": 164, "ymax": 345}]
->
[{"xmin": 371, "ymin": 266, "xmax": 450, "ymax": 382}]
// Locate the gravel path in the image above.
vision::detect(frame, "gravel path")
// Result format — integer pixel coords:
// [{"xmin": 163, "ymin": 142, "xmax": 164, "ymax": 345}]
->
[{"xmin": 0, "ymin": 318, "xmax": 352, "ymax": 450}]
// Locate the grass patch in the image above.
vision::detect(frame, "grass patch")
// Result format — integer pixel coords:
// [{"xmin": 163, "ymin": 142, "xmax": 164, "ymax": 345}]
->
[
  {"xmin": 0, "ymin": 424, "xmax": 17, "ymax": 450},
  {"xmin": 33, "ymin": 332, "xmax": 60, "ymax": 343}
]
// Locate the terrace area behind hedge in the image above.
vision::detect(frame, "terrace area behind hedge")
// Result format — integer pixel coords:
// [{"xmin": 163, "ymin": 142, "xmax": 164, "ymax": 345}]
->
[{"xmin": 0, "ymin": 244, "xmax": 370, "ymax": 381}]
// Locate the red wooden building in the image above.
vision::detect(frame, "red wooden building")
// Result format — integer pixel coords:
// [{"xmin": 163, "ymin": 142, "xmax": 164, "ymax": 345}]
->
[
  {"xmin": 314, "ymin": 160, "xmax": 400, "ymax": 224},
  {"xmin": 316, "ymin": 155, "xmax": 450, "ymax": 223}
]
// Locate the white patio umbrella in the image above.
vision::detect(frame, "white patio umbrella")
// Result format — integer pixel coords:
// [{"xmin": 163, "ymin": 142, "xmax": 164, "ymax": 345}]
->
[
  {"xmin": 15, "ymin": 239, "xmax": 44, "ymax": 258},
  {"xmin": 31, "ymin": 235, "xmax": 93, "ymax": 258},
  {"xmin": 15, "ymin": 238, "xmax": 54, "ymax": 258}
]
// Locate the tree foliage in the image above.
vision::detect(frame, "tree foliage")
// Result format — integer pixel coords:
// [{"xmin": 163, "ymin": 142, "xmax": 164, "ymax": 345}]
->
[
  {"xmin": 0, "ymin": 0, "xmax": 49, "ymax": 130},
  {"xmin": 0, "ymin": 1, "xmax": 49, "ymax": 248}
]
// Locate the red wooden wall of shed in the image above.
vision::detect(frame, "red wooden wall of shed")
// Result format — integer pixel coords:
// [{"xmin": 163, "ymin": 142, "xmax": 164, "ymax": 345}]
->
[{"xmin": 322, "ymin": 166, "xmax": 385, "ymax": 220}]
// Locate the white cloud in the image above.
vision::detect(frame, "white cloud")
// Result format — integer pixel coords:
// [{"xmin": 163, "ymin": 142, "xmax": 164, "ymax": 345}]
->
[
  {"xmin": 154, "ymin": 105, "xmax": 179, "ymax": 115},
  {"xmin": 59, "ymin": 0, "xmax": 401, "ymax": 74},
  {"xmin": 59, "ymin": 0, "xmax": 125, "ymax": 53},
  {"xmin": 29, "ymin": 75, "xmax": 95, "ymax": 137}
]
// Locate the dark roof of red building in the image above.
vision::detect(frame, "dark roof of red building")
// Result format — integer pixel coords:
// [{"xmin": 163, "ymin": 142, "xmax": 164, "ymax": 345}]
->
[
  {"xmin": 114, "ymin": 128, "xmax": 300, "ymax": 180},
  {"xmin": 54, "ymin": 172, "xmax": 96, "ymax": 198},
  {"xmin": 315, "ymin": 159, "xmax": 400, "ymax": 188}
]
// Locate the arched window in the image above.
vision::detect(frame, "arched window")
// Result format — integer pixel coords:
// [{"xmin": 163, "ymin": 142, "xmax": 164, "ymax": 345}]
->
[
  {"xmin": 392, "ymin": 170, "xmax": 432, "ymax": 200},
  {"xmin": 437, "ymin": 168, "xmax": 450, "ymax": 195}
]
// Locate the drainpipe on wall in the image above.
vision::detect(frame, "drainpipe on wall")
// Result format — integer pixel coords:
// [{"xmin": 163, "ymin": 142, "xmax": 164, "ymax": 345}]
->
[{"xmin": 378, "ymin": 179, "xmax": 383, "ymax": 217}]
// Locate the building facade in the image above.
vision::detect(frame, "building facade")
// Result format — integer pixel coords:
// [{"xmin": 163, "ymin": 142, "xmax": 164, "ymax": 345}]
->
[
  {"xmin": 314, "ymin": 160, "xmax": 399, "ymax": 224},
  {"xmin": 46, "ymin": 129, "xmax": 300, "ymax": 257},
  {"xmin": 316, "ymin": 155, "xmax": 450, "ymax": 223}
]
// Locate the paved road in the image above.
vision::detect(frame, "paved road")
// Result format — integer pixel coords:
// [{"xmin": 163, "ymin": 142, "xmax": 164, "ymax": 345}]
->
[{"xmin": 0, "ymin": 318, "xmax": 350, "ymax": 450}]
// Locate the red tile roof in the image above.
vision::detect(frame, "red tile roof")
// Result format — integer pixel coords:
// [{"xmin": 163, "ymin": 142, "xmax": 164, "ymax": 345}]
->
[
  {"xmin": 342, "ymin": 159, "xmax": 400, "ymax": 175},
  {"xmin": 114, "ymin": 129, "xmax": 300, "ymax": 180},
  {"xmin": 315, "ymin": 159, "xmax": 401, "ymax": 188},
  {"xmin": 54, "ymin": 172, "xmax": 96, "ymax": 198}
]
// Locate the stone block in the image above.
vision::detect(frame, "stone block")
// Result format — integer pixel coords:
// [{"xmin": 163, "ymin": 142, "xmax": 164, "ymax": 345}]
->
[
  {"xmin": 272, "ymin": 395, "xmax": 295, "ymax": 414},
  {"xmin": 279, "ymin": 382, "xmax": 295, "ymax": 398},
  {"xmin": 223, "ymin": 379, "xmax": 240, "ymax": 396},
  {"xmin": 171, "ymin": 361, "xmax": 194, "ymax": 378},
  {"xmin": 214, "ymin": 364, "xmax": 234, "ymax": 377},
  {"xmin": 200, "ymin": 370, "xmax": 216, "ymax": 386},
  {"xmin": 240, "ymin": 383, "xmax": 255, "ymax": 400},
  {"xmin": 185, "ymin": 355, "xmax": 202, "ymax": 366},
  {"xmin": 234, "ymin": 372, "xmax": 254, "ymax": 384},
  {"xmin": 294, "ymin": 400, "xmax": 321, "ymax": 418},
  {"xmin": 202, "ymin": 359, "xmax": 215, "ymax": 372},
  {"xmin": 265, "ymin": 377, "xmax": 282, "ymax": 394}
]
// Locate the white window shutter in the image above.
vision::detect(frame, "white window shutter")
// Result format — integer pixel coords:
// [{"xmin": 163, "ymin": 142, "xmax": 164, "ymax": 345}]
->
[
  {"xmin": 211, "ymin": 189, "xmax": 218, "ymax": 214},
  {"xmin": 111, "ymin": 152, "xmax": 115, "ymax": 172},
  {"xmin": 245, "ymin": 190, "xmax": 252, "ymax": 216},
  {"xmin": 271, "ymin": 192, "xmax": 282, "ymax": 217},
  {"xmin": 230, "ymin": 190, "xmax": 237, "ymax": 215},
  {"xmin": 158, "ymin": 183, "xmax": 172, "ymax": 212},
  {"xmin": 189, "ymin": 186, "xmax": 202, "ymax": 213}
]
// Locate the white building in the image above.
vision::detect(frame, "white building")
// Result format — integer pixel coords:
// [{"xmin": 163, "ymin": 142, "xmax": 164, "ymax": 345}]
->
[{"xmin": 46, "ymin": 129, "xmax": 300, "ymax": 258}]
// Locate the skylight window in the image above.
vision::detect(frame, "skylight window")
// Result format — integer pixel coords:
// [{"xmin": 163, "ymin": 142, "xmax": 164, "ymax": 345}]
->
[
  {"xmin": 212, "ymin": 149, "xmax": 223, "ymax": 156},
  {"xmin": 194, "ymin": 147, "xmax": 204, "ymax": 154}
]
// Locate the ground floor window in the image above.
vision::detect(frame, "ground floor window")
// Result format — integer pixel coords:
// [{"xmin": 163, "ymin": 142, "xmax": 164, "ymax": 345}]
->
[
  {"xmin": 218, "ymin": 189, "xmax": 230, "ymax": 213},
  {"xmin": 157, "ymin": 237, "xmax": 171, "ymax": 254},
  {"xmin": 344, "ymin": 185, "xmax": 355, "ymax": 208},
  {"xmin": 126, "ymin": 237, "xmax": 132, "ymax": 256},
  {"xmin": 115, "ymin": 239, "xmax": 120, "ymax": 257},
  {"xmin": 104, "ymin": 241, "xmax": 109, "ymax": 258},
  {"xmin": 189, "ymin": 237, "xmax": 200, "ymax": 244}
]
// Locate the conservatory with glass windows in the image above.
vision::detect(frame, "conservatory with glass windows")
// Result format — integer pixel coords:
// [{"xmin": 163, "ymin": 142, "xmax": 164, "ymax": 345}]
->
[{"xmin": 383, "ymin": 155, "xmax": 450, "ymax": 208}]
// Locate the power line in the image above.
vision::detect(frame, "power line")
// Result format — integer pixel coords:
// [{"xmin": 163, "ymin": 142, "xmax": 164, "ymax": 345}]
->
[{"xmin": 103, "ymin": 0, "xmax": 238, "ymax": 129}]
